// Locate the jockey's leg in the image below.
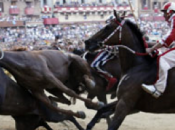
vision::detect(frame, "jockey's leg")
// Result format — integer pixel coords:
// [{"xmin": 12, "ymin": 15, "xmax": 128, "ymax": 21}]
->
[
  {"xmin": 142, "ymin": 49, "xmax": 175, "ymax": 98},
  {"xmin": 91, "ymin": 51, "xmax": 117, "ymax": 91},
  {"xmin": 155, "ymin": 49, "xmax": 175, "ymax": 93},
  {"xmin": 96, "ymin": 67, "xmax": 117, "ymax": 91}
]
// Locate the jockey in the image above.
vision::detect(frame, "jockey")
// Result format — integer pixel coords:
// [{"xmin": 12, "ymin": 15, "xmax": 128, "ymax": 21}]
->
[
  {"xmin": 51, "ymin": 35, "xmax": 62, "ymax": 50},
  {"xmin": 142, "ymin": 2, "xmax": 175, "ymax": 98},
  {"xmin": 91, "ymin": 45, "xmax": 118, "ymax": 91}
]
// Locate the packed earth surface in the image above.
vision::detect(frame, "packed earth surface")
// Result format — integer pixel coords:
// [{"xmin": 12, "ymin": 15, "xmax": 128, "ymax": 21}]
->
[{"xmin": 1, "ymin": 94, "xmax": 175, "ymax": 130}]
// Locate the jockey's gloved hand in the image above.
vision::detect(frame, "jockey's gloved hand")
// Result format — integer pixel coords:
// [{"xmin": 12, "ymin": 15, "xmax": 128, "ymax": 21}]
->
[{"xmin": 150, "ymin": 49, "xmax": 159, "ymax": 57}]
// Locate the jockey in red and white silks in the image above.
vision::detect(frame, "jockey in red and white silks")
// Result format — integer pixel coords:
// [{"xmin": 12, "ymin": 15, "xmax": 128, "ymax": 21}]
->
[
  {"xmin": 142, "ymin": 2, "xmax": 175, "ymax": 98},
  {"xmin": 91, "ymin": 46, "xmax": 118, "ymax": 91}
]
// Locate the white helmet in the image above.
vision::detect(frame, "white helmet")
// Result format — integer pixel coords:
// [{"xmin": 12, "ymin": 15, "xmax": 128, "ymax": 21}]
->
[{"xmin": 161, "ymin": 2, "xmax": 175, "ymax": 14}]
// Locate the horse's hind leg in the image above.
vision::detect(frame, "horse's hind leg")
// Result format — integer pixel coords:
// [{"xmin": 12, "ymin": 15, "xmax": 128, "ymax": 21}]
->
[
  {"xmin": 45, "ymin": 72, "xmax": 103, "ymax": 109},
  {"xmin": 68, "ymin": 116, "xmax": 85, "ymax": 130},
  {"xmin": 14, "ymin": 115, "xmax": 53, "ymax": 130},
  {"xmin": 39, "ymin": 119, "xmax": 53, "ymax": 130},
  {"xmin": 33, "ymin": 90, "xmax": 85, "ymax": 118},
  {"xmin": 49, "ymin": 95, "xmax": 71, "ymax": 105},
  {"xmin": 47, "ymin": 88, "xmax": 71, "ymax": 105}
]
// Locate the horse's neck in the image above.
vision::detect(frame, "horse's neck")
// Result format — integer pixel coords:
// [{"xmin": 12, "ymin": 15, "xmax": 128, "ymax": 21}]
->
[
  {"xmin": 119, "ymin": 33, "xmax": 147, "ymax": 74},
  {"xmin": 0, "ymin": 51, "xmax": 27, "ymax": 74}
]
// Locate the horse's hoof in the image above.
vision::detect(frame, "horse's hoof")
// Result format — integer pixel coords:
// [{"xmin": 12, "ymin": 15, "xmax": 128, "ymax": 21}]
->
[
  {"xmin": 97, "ymin": 101, "xmax": 105, "ymax": 109},
  {"xmin": 77, "ymin": 111, "xmax": 86, "ymax": 119}
]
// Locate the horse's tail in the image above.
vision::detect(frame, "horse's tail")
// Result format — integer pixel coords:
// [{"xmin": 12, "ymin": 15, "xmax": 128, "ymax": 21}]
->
[{"xmin": 68, "ymin": 53, "xmax": 95, "ymax": 90}]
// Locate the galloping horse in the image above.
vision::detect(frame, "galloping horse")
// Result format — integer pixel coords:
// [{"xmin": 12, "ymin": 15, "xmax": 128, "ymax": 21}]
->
[
  {"xmin": 85, "ymin": 10, "xmax": 175, "ymax": 130},
  {"xmin": 0, "ymin": 67, "xmax": 85, "ymax": 130},
  {"xmin": 0, "ymin": 49, "xmax": 103, "ymax": 119}
]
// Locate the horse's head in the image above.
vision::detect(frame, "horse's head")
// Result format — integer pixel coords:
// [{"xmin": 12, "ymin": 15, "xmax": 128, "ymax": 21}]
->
[
  {"xmin": 85, "ymin": 10, "xmax": 126, "ymax": 51},
  {"xmin": 85, "ymin": 10, "xmax": 146, "ymax": 53}
]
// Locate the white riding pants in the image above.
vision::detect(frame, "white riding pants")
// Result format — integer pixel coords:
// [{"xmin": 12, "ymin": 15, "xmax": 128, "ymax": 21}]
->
[{"xmin": 155, "ymin": 48, "xmax": 175, "ymax": 93}]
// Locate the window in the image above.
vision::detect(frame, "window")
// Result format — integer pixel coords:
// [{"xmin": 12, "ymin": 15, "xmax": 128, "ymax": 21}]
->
[
  {"xmin": 163, "ymin": 1, "xmax": 168, "ymax": 6},
  {"xmin": 11, "ymin": 1, "xmax": 17, "ymax": 8},
  {"xmin": 153, "ymin": 1, "xmax": 160, "ymax": 9},
  {"xmin": 65, "ymin": 14, "xmax": 68, "ymax": 20},
  {"xmin": 81, "ymin": 0, "xmax": 84, "ymax": 4},
  {"xmin": 0, "ymin": 2, "xmax": 3, "ymax": 12},
  {"xmin": 43, "ymin": 0, "xmax": 47, "ymax": 5},
  {"xmin": 142, "ymin": 0, "xmax": 147, "ymax": 8},
  {"xmin": 84, "ymin": 14, "xmax": 87, "ymax": 20},
  {"xmin": 63, "ymin": 0, "xmax": 66, "ymax": 4},
  {"xmin": 26, "ymin": 2, "xmax": 32, "ymax": 7},
  {"xmin": 142, "ymin": 0, "xmax": 150, "ymax": 10}
]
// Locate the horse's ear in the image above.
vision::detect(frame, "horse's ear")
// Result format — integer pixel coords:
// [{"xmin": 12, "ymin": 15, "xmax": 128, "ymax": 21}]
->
[
  {"xmin": 113, "ymin": 10, "xmax": 118, "ymax": 19},
  {"xmin": 113, "ymin": 10, "xmax": 122, "ymax": 22},
  {"xmin": 121, "ymin": 11, "xmax": 126, "ymax": 19}
]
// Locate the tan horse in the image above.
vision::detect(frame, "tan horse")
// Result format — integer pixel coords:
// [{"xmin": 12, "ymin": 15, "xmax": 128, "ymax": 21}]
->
[{"xmin": 0, "ymin": 49, "xmax": 103, "ymax": 119}]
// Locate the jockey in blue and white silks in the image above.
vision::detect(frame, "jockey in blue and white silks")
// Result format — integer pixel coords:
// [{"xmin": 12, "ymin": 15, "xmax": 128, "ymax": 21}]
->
[{"xmin": 91, "ymin": 46, "xmax": 118, "ymax": 91}]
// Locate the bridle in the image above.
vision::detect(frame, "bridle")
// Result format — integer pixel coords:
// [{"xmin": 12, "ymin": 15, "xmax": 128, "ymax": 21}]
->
[
  {"xmin": 98, "ymin": 18, "xmax": 153, "ymax": 56},
  {"xmin": 100, "ymin": 19, "xmax": 125, "ymax": 47}
]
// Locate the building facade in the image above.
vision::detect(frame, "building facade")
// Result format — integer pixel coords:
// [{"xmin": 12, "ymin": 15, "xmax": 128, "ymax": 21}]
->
[
  {"xmin": 137, "ymin": 0, "xmax": 174, "ymax": 15},
  {"xmin": 0, "ymin": 0, "xmax": 41, "ymax": 18},
  {"xmin": 0, "ymin": 0, "xmax": 173, "ymax": 25}
]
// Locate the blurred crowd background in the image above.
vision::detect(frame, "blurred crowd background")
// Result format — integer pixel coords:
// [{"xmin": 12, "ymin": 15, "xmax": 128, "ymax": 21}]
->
[{"xmin": 0, "ymin": 18, "xmax": 169, "ymax": 52}]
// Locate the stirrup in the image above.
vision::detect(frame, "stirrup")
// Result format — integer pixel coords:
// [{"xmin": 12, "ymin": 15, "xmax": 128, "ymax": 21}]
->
[{"xmin": 152, "ymin": 90, "xmax": 161, "ymax": 98}]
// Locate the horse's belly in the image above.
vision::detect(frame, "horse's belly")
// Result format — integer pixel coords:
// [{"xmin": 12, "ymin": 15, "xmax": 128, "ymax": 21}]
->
[
  {"xmin": 53, "ymin": 69, "xmax": 70, "ymax": 83},
  {"xmin": 0, "ymin": 105, "xmax": 36, "ymax": 115}
]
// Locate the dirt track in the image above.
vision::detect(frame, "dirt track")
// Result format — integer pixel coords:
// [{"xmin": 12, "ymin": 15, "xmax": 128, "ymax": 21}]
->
[{"xmin": 1, "ymin": 95, "xmax": 175, "ymax": 130}]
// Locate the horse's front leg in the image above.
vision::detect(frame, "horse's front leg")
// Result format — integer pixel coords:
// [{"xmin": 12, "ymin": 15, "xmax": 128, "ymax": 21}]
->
[
  {"xmin": 108, "ymin": 98, "xmax": 132, "ymax": 130},
  {"xmin": 108, "ymin": 87, "xmax": 141, "ymax": 130},
  {"xmin": 86, "ymin": 100, "xmax": 117, "ymax": 130}
]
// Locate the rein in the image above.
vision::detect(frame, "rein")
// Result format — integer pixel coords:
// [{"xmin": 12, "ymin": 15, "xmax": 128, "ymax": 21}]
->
[
  {"xmin": 107, "ymin": 45, "xmax": 149, "ymax": 56},
  {"xmin": 100, "ymin": 19, "xmax": 150, "ymax": 56}
]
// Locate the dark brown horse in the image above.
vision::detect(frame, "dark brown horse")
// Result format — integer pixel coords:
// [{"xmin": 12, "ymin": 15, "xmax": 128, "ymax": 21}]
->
[
  {"xmin": 85, "ymin": 10, "xmax": 175, "ymax": 130},
  {"xmin": 0, "ymin": 67, "xmax": 85, "ymax": 130},
  {"xmin": 0, "ymin": 49, "xmax": 103, "ymax": 119}
]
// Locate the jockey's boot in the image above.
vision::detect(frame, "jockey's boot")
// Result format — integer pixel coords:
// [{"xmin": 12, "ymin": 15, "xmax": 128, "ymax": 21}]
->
[
  {"xmin": 106, "ymin": 77, "xmax": 117, "ymax": 91},
  {"xmin": 98, "ymin": 72, "xmax": 117, "ymax": 91},
  {"xmin": 142, "ymin": 84, "xmax": 161, "ymax": 98}
]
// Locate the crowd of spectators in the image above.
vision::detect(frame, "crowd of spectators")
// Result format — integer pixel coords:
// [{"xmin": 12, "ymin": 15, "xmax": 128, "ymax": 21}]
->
[
  {"xmin": 0, "ymin": 17, "xmax": 169, "ymax": 52},
  {"xmin": 0, "ymin": 22, "xmax": 104, "ymax": 51}
]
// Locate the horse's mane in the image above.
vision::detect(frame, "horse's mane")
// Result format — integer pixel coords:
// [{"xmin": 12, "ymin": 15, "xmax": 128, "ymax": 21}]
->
[
  {"xmin": 125, "ymin": 20, "xmax": 145, "ymax": 49},
  {"xmin": 125, "ymin": 20, "xmax": 156, "ymax": 62},
  {"xmin": 8, "ymin": 46, "xmax": 28, "ymax": 51}
]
